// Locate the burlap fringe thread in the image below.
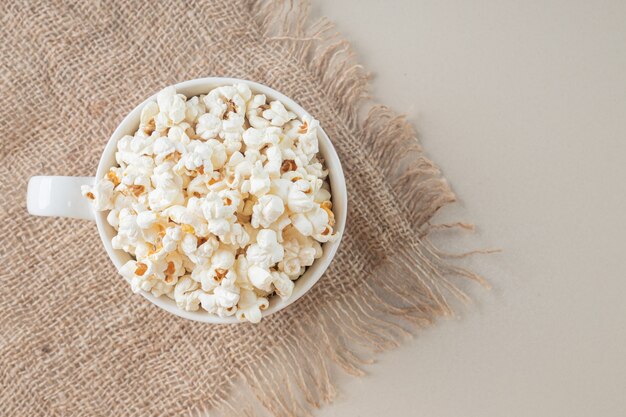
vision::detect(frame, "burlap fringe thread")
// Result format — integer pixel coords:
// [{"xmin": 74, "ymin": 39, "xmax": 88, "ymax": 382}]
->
[{"xmin": 195, "ymin": 1, "xmax": 490, "ymax": 416}]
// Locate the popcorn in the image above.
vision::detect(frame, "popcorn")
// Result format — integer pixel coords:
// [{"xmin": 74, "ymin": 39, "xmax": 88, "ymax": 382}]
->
[
  {"xmin": 249, "ymin": 161, "xmax": 270, "ymax": 196},
  {"xmin": 263, "ymin": 147, "xmax": 281, "ymax": 179},
  {"xmin": 271, "ymin": 271, "xmax": 294, "ymax": 299},
  {"xmin": 279, "ymin": 229, "xmax": 320, "ymax": 277},
  {"xmin": 196, "ymin": 113, "xmax": 222, "ymax": 140},
  {"xmin": 247, "ymin": 265, "xmax": 273, "ymax": 292},
  {"xmin": 246, "ymin": 229, "xmax": 284, "ymax": 268},
  {"xmin": 175, "ymin": 140, "xmax": 213, "ymax": 172},
  {"xmin": 224, "ymin": 151, "xmax": 252, "ymax": 190},
  {"xmin": 262, "ymin": 101, "xmax": 296, "ymax": 126},
  {"xmin": 198, "ymin": 277, "xmax": 241, "ymax": 318},
  {"xmin": 148, "ymin": 162, "xmax": 184, "ymax": 211},
  {"xmin": 203, "ymin": 84, "xmax": 250, "ymax": 119},
  {"xmin": 81, "ymin": 178, "xmax": 114, "ymax": 211},
  {"xmin": 207, "ymin": 139, "xmax": 227, "ymax": 169},
  {"xmin": 167, "ymin": 124, "xmax": 192, "ymax": 144},
  {"xmin": 162, "ymin": 225, "xmax": 182, "ymax": 252},
  {"xmin": 296, "ymin": 115, "xmax": 320, "ymax": 159},
  {"xmin": 191, "ymin": 248, "xmax": 237, "ymax": 293},
  {"xmin": 185, "ymin": 96, "xmax": 206, "ymax": 124},
  {"xmin": 157, "ymin": 252, "xmax": 186, "ymax": 284},
  {"xmin": 87, "ymin": 84, "xmax": 338, "ymax": 323},
  {"xmin": 314, "ymin": 185, "xmax": 332, "ymax": 204},
  {"xmin": 136, "ymin": 211, "xmax": 158, "ymax": 229},
  {"xmin": 187, "ymin": 174, "xmax": 209, "ymax": 197},
  {"xmin": 201, "ymin": 192, "xmax": 236, "ymax": 237},
  {"xmin": 153, "ymin": 136, "xmax": 178, "ymax": 164},
  {"xmin": 197, "ymin": 236, "xmax": 219, "ymax": 258},
  {"xmin": 267, "ymin": 213, "xmax": 292, "ymax": 243},
  {"xmin": 212, "ymin": 248, "xmax": 236, "ymax": 271},
  {"xmin": 290, "ymin": 206, "xmax": 329, "ymax": 238},
  {"xmin": 221, "ymin": 114, "xmax": 245, "ymax": 151},
  {"xmin": 215, "ymin": 282, "xmax": 240, "ymax": 312},
  {"xmin": 287, "ymin": 184, "xmax": 315, "ymax": 213},
  {"xmin": 119, "ymin": 259, "xmax": 155, "ymax": 294},
  {"xmin": 269, "ymin": 178, "xmax": 291, "ymax": 203},
  {"xmin": 247, "ymin": 266, "xmax": 293, "ymax": 300},
  {"xmin": 155, "ymin": 86, "xmax": 187, "ymax": 130},
  {"xmin": 251, "ymin": 194, "xmax": 284, "ymax": 228},
  {"xmin": 242, "ymin": 126, "xmax": 281, "ymax": 151},
  {"xmin": 306, "ymin": 160, "xmax": 329, "ymax": 180},
  {"xmin": 246, "ymin": 94, "xmax": 270, "ymax": 129},
  {"xmin": 236, "ymin": 289, "xmax": 269, "ymax": 323},
  {"xmin": 182, "ymin": 233, "xmax": 219, "ymax": 265},
  {"xmin": 233, "ymin": 255, "xmax": 252, "ymax": 289},
  {"xmin": 220, "ymin": 222, "xmax": 250, "ymax": 248},
  {"xmin": 174, "ymin": 276, "xmax": 201, "ymax": 311},
  {"xmin": 111, "ymin": 208, "xmax": 141, "ymax": 251},
  {"xmin": 140, "ymin": 101, "xmax": 159, "ymax": 134}
]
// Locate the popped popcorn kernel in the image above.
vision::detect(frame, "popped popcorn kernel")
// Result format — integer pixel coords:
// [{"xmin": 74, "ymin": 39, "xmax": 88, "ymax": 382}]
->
[{"xmin": 86, "ymin": 83, "xmax": 337, "ymax": 322}]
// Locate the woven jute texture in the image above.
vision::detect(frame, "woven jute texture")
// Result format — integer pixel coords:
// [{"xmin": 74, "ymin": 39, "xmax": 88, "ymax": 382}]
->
[{"xmin": 0, "ymin": 1, "xmax": 485, "ymax": 416}]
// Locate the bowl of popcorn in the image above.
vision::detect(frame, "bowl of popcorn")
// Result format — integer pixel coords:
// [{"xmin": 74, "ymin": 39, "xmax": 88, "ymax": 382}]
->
[{"xmin": 27, "ymin": 78, "xmax": 346, "ymax": 323}]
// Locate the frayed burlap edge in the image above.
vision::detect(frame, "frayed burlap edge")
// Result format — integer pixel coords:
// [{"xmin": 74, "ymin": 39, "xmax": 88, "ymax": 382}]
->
[{"xmin": 179, "ymin": 2, "xmax": 492, "ymax": 417}]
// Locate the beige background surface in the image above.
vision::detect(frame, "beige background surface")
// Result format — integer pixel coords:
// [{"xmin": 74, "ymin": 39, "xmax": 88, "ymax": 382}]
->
[{"xmin": 309, "ymin": 0, "xmax": 626, "ymax": 416}]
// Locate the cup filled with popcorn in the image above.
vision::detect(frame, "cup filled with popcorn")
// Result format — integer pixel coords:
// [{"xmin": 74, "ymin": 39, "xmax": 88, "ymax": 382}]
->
[{"xmin": 27, "ymin": 78, "xmax": 346, "ymax": 323}]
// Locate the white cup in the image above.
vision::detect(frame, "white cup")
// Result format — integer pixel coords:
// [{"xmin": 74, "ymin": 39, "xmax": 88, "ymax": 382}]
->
[{"xmin": 27, "ymin": 77, "xmax": 347, "ymax": 323}]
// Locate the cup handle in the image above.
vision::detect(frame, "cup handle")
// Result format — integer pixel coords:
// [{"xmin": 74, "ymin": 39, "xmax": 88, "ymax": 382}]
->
[{"xmin": 27, "ymin": 176, "xmax": 96, "ymax": 221}]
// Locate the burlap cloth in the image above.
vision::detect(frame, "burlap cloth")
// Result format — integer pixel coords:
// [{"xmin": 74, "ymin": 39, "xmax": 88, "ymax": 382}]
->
[{"xmin": 0, "ymin": 1, "xmax": 485, "ymax": 416}]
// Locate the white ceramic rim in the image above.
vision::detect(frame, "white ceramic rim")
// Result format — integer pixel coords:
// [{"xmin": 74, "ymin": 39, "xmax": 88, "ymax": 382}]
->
[{"xmin": 95, "ymin": 77, "xmax": 347, "ymax": 324}]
